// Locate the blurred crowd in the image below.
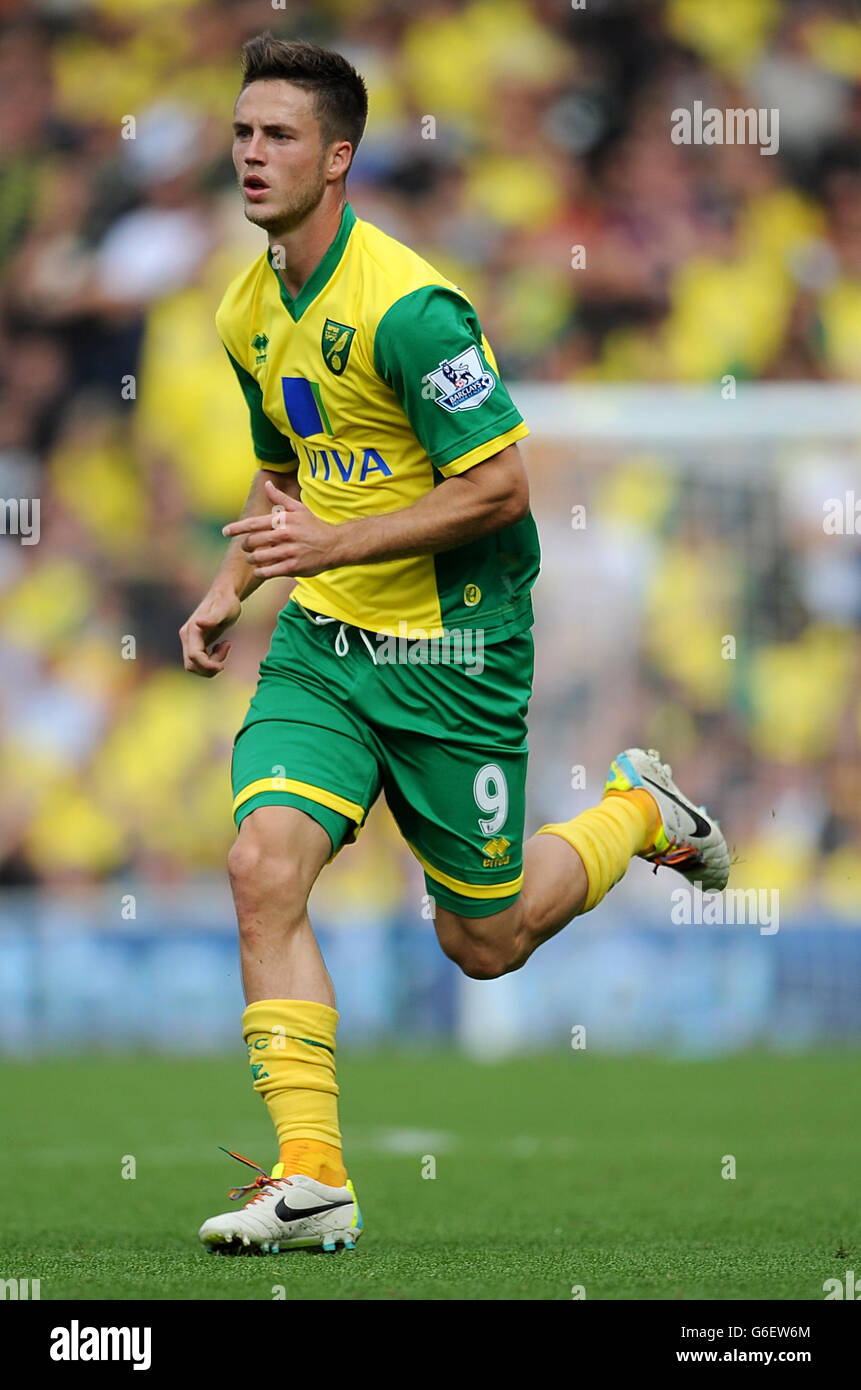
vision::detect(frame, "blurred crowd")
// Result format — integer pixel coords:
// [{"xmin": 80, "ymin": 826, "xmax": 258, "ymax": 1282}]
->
[
  {"xmin": 527, "ymin": 432, "xmax": 861, "ymax": 921},
  {"xmin": 0, "ymin": 0, "xmax": 859, "ymax": 913}
]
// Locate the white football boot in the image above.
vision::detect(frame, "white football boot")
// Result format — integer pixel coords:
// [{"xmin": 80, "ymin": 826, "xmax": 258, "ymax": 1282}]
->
[
  {"xmin": 604, "ymin": 747, "xmax": 730, "ymax": 892},
  {"xmin": 199, "ymin": 1150, "xmax": 362, "ymax": 1255}
]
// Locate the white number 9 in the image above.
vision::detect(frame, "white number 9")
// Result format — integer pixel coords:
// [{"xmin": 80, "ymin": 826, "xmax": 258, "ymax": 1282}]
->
[{"xmin": 473, "ymin": 763, "xmax": 508, "ymax": 835}]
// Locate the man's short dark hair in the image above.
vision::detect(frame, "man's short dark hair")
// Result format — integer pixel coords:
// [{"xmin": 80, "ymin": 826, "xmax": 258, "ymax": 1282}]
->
[{"xmin": 240, "ymin": 33, "xmax": 368, "ymax": 172}]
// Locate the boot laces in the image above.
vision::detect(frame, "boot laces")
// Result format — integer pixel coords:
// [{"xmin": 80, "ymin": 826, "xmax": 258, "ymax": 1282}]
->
[{"xmin": 218, "ymin": 1147, "xmax": 290, "ymax": 1206}]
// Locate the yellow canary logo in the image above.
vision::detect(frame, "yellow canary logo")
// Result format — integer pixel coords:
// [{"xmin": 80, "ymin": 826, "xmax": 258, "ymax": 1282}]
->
[
  {"xmin": 322, "ymin": 318, "xmax": 355, "ymax": 375},
  {"xmin": 464, "ymin": 584, "xmax": 481, "ymax": 606}
]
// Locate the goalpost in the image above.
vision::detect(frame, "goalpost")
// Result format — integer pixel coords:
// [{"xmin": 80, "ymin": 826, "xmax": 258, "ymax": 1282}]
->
[{"xmin": 458, "ymin": 381, "xmax": 861, "ymax": 1057}]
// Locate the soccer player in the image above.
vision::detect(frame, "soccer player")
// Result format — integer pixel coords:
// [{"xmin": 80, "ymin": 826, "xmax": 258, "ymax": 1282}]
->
[{"xmin": 180, "ymin": 34, "xmax": 729, "ymax": 1254}]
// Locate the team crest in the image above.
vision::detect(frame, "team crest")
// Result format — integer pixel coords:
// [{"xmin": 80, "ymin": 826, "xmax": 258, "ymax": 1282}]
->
[
  {"xmin": 252, "ymin": 333, "xmax": 269, "ymax": 364},
  {"xmin": 322, "ymin": 319, "xmax": 355, "ymax": 375},
  {"xmin": 428, "ymin": 346, "xmax": 496, "ymax": 412}
]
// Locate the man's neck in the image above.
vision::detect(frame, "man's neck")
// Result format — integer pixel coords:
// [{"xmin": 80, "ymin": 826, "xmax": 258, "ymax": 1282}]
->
[{"xmin": 269, "ymin": 192, "xmax": 346, "ymax": 299}]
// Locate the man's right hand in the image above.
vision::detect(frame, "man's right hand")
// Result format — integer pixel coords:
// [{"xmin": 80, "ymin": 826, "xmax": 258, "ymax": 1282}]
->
[{"xmin": 180, "ymin": 589, "xmax": 242, "ymax": 677}]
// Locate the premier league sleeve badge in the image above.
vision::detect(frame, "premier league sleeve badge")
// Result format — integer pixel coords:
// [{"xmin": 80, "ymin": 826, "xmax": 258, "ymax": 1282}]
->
[{"xmin": 428, "ymin": 346, "xmax": 497, "ymax": 412}]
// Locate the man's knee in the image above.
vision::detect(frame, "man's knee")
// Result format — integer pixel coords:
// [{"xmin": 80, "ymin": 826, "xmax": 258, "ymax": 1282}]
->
[
  {"xmin": 458, "ymin": 946, "xmax": 512, "ymax": 980},
  {"xmin": 227, "ymin": 832, "xmax": 273, "ymax": 892},
  {"xmin": 438, "ymin": 922, "xmax": 524, "ymax": 980},
  {"xmin": 227, "ymin": 814, "xmax": 319, "ymax": 926},
  {"xmin": 435, "ymin": 899, "xmax": 527, "ymax": 980}
]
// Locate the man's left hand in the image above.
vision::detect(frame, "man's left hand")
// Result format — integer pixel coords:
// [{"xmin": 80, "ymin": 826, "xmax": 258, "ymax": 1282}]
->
[{"xmin": 222, "ymin": 479, "xmax": 345, "ymax": 578}]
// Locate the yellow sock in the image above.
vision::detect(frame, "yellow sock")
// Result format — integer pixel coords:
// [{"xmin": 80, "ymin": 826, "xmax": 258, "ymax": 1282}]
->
[
  {"xmin": 603, "ymin": 787, "xmax": 662, "ymax": 848},
  {"xmin": 536, "ymin": 788, "xmax": 660, "ymax": 913},
  {"xmin": 242, "ymin": 999, "xmax": 347, "ymax": 1187},
  {"xmin": 277, "ymin": 1138, "xmax": 346, "ymax": 1187}
]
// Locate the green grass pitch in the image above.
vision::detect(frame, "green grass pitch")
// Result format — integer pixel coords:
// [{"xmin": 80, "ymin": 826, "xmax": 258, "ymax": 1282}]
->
[{"xmin": 3, "ymin": 1050, "xmax": 858, "ymax": 1300}]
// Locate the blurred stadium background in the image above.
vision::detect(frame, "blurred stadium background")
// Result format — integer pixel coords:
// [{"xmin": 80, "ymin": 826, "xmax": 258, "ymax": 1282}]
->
[{"xmin": 1, "ymin": 0, "xmax": 860, "ymax": 1061}]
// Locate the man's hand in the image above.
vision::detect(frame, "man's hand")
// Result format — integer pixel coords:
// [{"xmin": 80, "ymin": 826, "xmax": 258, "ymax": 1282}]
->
[
  {"xmin": 222, "ymin": 478, "xmax": 344, "ymax": 578},
  {"xmin": 179, "ymin": 588, "xmax": 242, "ymax": 677}
]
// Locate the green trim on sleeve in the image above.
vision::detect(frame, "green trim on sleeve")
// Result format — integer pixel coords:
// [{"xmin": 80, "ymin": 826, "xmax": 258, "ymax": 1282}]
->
[
  {"xmin": 372, "ymin": 285, "xmax": 525, "ymax": 472},
  {"xmin": 224, "ymin": 347, "xmax": 297, "ymax": 466}
]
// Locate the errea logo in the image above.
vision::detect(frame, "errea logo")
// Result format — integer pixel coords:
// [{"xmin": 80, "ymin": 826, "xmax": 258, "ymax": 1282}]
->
[{"xmin": 482, "ymin": 836, "xmax": 511, "ymax": 866}]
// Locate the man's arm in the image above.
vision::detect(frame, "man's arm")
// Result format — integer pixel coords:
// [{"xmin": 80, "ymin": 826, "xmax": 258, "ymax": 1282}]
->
[
  {"xmin": 336, "ymin": 443, "xmax": 529, "ymax": 564},
  {"xmin": 224, "ymin": 444, "xmax": 530, "ymax": 580},
  {"xmin": 180, "ymin": 467, "xmax": 300, "ymax": 676}
]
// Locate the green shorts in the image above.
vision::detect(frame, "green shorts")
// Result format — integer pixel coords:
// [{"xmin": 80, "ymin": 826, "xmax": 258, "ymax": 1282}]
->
[{"xmin": 231, "ymin": 600, "xmax": 533, "ymax": 917}]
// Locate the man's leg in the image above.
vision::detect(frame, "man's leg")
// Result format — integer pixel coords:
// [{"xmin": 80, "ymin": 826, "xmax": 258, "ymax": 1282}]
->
[
  {"xmin": 230, "ymin": 803, "xmax": 334, "ymax": 1005},
  {"xmin": 199, "ymin": 797, "xmax": 366, "ymax": 1253},
  {"xmin": 434, "ymin": 748, "xmax": 729, "ymax": 979},
  {"xmin": 227, "ymin": 803, "xmax": 348, "ymax": 1187},
  {"xmin": 371, "ymin": 629, "xmax": 655, "ymax": 982},
  {"xmin": 433, "ymin": 782, "xmax": 659, "ymax": 978},
  {"xmin": 200, "ymin": 605, "xmax": 380, "ymax": 1251}
]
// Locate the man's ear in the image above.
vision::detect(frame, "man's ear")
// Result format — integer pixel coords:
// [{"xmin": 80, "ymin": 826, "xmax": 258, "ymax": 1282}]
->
[{"xmin": 327, "ymin": 139, "xmax": 353, "ymax": 182}]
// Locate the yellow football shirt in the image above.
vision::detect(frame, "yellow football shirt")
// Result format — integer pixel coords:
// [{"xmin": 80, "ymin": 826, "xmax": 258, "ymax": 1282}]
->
[{"xmin": 215, "ymin": 202, "xmax": 539, "ymax": 638}]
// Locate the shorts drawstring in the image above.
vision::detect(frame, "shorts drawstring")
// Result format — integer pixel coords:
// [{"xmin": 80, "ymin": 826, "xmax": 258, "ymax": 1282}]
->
[{"xmin": 298, "ymin": 604, "xmax": 378, "ymax": 665}]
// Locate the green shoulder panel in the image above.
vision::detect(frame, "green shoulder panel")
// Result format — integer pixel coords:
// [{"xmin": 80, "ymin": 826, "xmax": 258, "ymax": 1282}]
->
[
  {"xmin": 372, "ymin": 285, "xmax": 525, "ymax": 471},
  {"xmin": 223, "ymin": 347, "xmax": 297, "ymax": 466}
]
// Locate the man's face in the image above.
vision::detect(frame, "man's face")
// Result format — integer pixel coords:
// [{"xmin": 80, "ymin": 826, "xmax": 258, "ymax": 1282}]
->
[{"xmin": 232, "ymin": 80, "xmax": 329, "ymax": 234}]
